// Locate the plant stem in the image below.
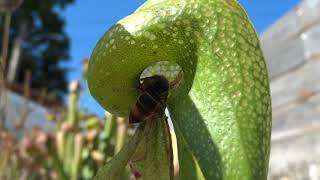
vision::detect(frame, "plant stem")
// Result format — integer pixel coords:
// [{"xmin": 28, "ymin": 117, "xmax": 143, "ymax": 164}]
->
[
  {"xmin": 1, "ymin": 13, "xmax": 12, "ymax": 74},
  {"xmin": 104, "ymin": 112, "xmax": 116, "ymax": 139},
  {"xmin": 56, "ymin": 131, "xmax": 65, "ymax": 160},
  {"xmin": 71, "ymin": 133, "xmax": 83, "ymax": 180},
  {"xmin": 67, "ymin": 81, "xmax": 80, "ymax": 126},
  {"xmin": 115, "ymin": 117, "xmax": 127, "ymax": 154},
  {"xmin": 48, "ymin": 139, "xmax": 68, "ymax": 180},
  {"xmin": 94, "ymin": 121, "xmax": 145, "ymax": 180}
]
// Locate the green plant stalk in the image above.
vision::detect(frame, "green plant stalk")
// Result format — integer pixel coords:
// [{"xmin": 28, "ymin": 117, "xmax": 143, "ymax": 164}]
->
[
  {"xmin": 94, "ymin": 121, "xmax": 145, "ymax": 180},
  {"xmin": 64, "ymin": 82, "xmax": 80, "ymax": 175},
  {"xmin": 104, "ymin": 112, "xmax": 116, "ymax": 139},
  {"xmin": 63, "ymin": 128, "xmax": 75, "ymax": 176},
  {"xmin": 114, "ymin": 117, "xmax": 127, "ymax": 154},
  {"xmin": 71, "ymin": 133, "xmax": 83, "ymax": 180},
  {"xmin": 64, "ymin": 133, "xmax": 75, "ymax": 176},
  {"xmin": 56, "ymin": 131, "xmax": 65, "ymax": 160},
  {"xmin": 48, "ymin": 139, "xmax": 68, "ymax": 180},
  {"xmin": 103, "ymin": 112, "xmax": 116, "ymax": 157},
  {"xmin": 67, "ymin": 89, "xmax": 78, "ymax": 126}
]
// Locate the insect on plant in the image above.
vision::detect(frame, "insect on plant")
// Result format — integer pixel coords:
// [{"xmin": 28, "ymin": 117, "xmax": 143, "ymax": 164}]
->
[{"xmin": 129, "ymin": 75, "xmax": 170, "ymax": 124}]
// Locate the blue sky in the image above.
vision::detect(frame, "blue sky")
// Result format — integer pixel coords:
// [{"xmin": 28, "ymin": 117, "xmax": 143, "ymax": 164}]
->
[{"xmin": 63, "ymin": 0, "xmax": 301, "ymax": 116}]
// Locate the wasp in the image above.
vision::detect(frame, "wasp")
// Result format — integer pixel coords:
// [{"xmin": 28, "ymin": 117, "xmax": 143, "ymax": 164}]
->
[{"xmin": 129, "ymin": 75, "xmax": 170, "ymax": 124}]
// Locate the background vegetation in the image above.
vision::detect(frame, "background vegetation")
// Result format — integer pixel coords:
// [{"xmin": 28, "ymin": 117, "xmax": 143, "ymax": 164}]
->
[
  {"xmin": 0, "ymin": 1, "xmax": 130, "ymax": 179},
  {"xmin": 1, "ymin": 0, "xmax": 74, "ymax": 99}
]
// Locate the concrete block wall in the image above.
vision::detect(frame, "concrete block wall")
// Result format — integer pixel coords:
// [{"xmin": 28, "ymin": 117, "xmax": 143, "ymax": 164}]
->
[{"xmin": 260, "ymin": 0, "xmax": 320, "ymax": 179}]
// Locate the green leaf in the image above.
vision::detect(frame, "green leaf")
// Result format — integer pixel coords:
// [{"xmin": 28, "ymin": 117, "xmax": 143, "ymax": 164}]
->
[
  {"xmin": 172, "ymin": 119, "xmax": 205, "ymax": 180},
  {"xmin": 94, "ymin": 117, "xmax": 173, "ymax": 180},
  {"xmin": 130, "ymin": 117, "xmax": 173, "ymax": 180},
  {"xmin": 93, "ymin": 124, "xmax": 143, "ymax": 180}
]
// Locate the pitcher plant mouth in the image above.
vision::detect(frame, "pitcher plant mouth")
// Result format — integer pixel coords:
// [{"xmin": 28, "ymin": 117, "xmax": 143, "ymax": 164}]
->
[{"xmin": 140, "ymin": 61, "xmax": 184, "ymax": 94}]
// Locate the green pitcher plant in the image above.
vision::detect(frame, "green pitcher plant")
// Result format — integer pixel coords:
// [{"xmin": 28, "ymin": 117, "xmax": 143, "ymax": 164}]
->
[{"xmin": 87, "ymin": 0, "xmax": 272, "ymax": 179}]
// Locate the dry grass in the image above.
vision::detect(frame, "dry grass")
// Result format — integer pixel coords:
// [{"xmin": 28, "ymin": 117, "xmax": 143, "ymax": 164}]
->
[{"xmin": 0, "ymin": 148, "xmax": 20, "ymax": 180}]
